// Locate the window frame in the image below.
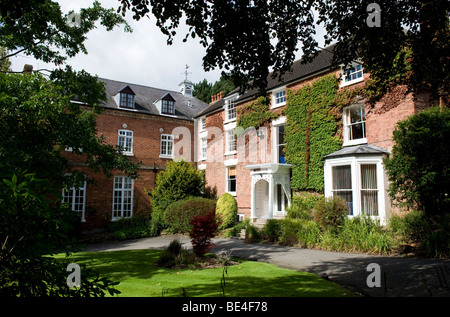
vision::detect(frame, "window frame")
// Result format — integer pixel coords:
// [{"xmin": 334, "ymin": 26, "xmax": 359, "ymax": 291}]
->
[
  {"xmin": 162, "ymin": 99, "xmax": 175, "ymax": 115},
  {"xmin": 112, "ymin": 176, "xmax": 134, "ymax": 220},
  {"xmin": 343, "ymin": 104, "xmax": 367, "ymax": 146},
  {"xmin": 119, "ymin": 92, "xmax": 135, "ymax": 109},
  {"xmin": 225, "ymin": 97, "xmax": 237, "ymax": 122},
  {"xmin": 62, "ymin": 181, "xmax": 87, "ymax": 222},
  {"xmin": 324, "ymin": 155, "xmax": 387, "ymax": 223},
  {"xmin": 340, "ymin": 63, "xmax": 364, "ymax": 87},
  {"xmin": 118, "ymin": 129, "xmax": 133, "ymax": 155},
  {"xmin": 200, "ymin": 136, "xmax": 207, "ymax": 161},
  {"xmin": 271, "ymin": 87, "xmax": 287, "ymax": 109},
  {"xmin": 225, "ymin": 128, "xmax": 237, "ymax": 155},
  {"xmin": 226, "ymin": 165, "xmax": 237, "ymax": 196},
  {"xmin": 160, "ymin": 134, "xmax": 174, "ymax": 158}
]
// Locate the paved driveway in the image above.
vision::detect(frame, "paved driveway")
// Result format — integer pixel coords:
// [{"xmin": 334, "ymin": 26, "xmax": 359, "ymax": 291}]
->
[{"xmin": 83, "ymin": 235, "xmax": 450, "ymax": 297}]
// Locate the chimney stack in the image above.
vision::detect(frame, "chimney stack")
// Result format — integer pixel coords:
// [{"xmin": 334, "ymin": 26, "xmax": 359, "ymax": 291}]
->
[
  {"xmin": 23, "ymin": 64, "xmax": 33, "ymax": 74},
  {"xmin": 211, "ymin": 91, "xmax": 223, "ymax": 103}
]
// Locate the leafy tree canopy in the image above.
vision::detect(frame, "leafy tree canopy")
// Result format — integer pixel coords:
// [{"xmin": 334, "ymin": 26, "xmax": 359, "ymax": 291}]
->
[{"xmin": 117, "ymin": 0, "xmax": 449, "ymax": 101}]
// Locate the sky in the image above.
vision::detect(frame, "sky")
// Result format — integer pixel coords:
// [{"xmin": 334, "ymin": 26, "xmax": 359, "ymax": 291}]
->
[{"xmin": 9, "ymin": 0, "xmax": 327, "ymax": 93}]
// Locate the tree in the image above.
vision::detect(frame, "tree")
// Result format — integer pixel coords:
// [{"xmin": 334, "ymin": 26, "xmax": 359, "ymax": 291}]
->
[
  {"xmin": 0, "ymin": 46, "xmax": 11, "ymax": 72},
  {"xmin": 194, "ymin": 75, "xmax": 236, "ymax": 103},
  {"xmin": 118, "ymin": 0, "xmax": 449, "ymax": 101},
  {"xmin": 383, "ymin": 106, "xmax": 450, "ymax": 217}
]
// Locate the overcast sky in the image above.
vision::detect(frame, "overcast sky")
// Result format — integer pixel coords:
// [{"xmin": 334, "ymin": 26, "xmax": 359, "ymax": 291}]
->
[{"xmin": 10, "ymin": 0, "xmax": 326, "ymax": 93}]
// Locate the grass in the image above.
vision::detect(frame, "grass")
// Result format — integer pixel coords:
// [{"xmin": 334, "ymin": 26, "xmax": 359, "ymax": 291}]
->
[{"xmin": 56, "ymin": 249, "xmax": 356, "ymax": 297}]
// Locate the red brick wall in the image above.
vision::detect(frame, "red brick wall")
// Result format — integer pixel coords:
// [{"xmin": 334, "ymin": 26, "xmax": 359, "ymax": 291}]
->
[{"xmin": 67, "ymin": 108, "xmax": 195, "ymax": 233}]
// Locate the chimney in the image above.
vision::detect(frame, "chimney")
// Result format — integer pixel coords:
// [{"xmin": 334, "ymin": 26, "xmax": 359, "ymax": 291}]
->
[
  {"xmin": 23, "ymin": 64, "xmax": 33, "ymax": 74},
  {"xmin": 210, "ymin": 91, "xmax": 223, "ymax": 103}
]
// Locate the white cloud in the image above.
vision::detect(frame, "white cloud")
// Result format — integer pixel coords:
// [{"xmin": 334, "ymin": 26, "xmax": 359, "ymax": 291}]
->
[{"xmin": 10, "ymin": 0, "xmax": 223, "ymax": 91}]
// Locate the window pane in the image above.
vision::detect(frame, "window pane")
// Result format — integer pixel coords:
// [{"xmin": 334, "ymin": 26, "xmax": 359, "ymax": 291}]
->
[
  {"xmin": 361, "ymin": 164, "xmax": 378, "ymax": 216},
  {"xmin": 228, "ymin": 167, "xmax": 236, "ymax": 192},
  {"xmin": 332, "ymin": 165, "xmax": 353, "ymax": 215}
]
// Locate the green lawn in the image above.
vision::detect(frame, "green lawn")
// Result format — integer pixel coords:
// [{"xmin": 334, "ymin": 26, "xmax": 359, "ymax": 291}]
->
[{"xmin": 57, "ymin": 249, "xmax": 356, "ymax": 297}]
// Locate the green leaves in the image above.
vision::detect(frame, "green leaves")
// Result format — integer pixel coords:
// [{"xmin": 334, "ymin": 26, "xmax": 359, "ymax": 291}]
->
[{"xmin": 285, "ymin": 75, "xmax": 342, "ymax": 192}]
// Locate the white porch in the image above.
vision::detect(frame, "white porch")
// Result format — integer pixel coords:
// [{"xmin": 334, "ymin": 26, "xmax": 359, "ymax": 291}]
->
[{"xmin": 245, "ymin": 163, "xmax": 292, "ymax": 223}]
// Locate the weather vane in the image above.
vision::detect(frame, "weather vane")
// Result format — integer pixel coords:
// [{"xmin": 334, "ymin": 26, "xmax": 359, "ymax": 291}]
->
[{"xmin": 183, "ymin": 64, "xmax": 191, "ymax": 81}]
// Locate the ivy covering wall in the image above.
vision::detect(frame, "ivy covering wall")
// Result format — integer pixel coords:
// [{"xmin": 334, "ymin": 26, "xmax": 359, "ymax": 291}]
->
[{"xmin": 284, "ymin": 75, "xmax": 343, "ymax": 192}]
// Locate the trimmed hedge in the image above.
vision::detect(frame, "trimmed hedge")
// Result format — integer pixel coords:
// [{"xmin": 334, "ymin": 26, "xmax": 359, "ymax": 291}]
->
[
  {"xmin": 215, "ymin": 192, "xmax": 238, "ymax": 230},
  {"xmin": 163, "ymin": 197, "xmax": 216, "ymax": 233}
]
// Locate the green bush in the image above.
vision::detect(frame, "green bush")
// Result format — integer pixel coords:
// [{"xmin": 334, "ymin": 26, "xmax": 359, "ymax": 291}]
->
[
  {"xmin": 215, "ymin": 193, "xmax": 238, "ymax": 230},
  {"xmin": 286, "ymin": 192, "xmax": 322, "ymax": 220},
  {"xmin": 312, "ymin": 196, "xmax": 347, "ymax": 231},
  {"xmin": 263, "ymin": 219, "xmax": 283, "ymax": 242},
  {"xmin": 384, "ymin": 106, "xmax": 450, "ymax": 217},
  {"xmin": 164, "ymin": 197, "xmax": 216, "ymax": 233},
  {"xmin": 109, "ymin": 215, "xmax": 152, "ymax": 240},
  {"xmin": 150, "ymin": 160, "xmax": 206, "ymax": 228}
]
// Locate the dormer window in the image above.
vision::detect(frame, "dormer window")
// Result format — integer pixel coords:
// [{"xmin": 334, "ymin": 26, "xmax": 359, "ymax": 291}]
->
[
  {"xmin": 120, "ymin": 93, "xmax": 134, "ymax": 108},
  {"xmin": 118, "ymin": 86, "xmax": 135, "ymax": 109},
  {"xmin": 161, "ymin": 94, "xmax": 176, "ymax": 115}
]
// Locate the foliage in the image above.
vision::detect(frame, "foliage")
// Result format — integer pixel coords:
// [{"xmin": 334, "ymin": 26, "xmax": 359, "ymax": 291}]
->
[
  {"xmin": 286, "ymin": 192, "xmax": 323, "ymax": 220},
  {"xmin": 0, "ymin": 169, "xmax": 120, "ymax": 296},
  {"xmin": 149, "ymin": 160, "xmax": 206, "ymax": 227},
  {"xmin": 108, "ymin": 215, "xmax": 153, "ymax": 240},
  {"xmin": 189, "ymin": 211, "xmax": 218, "ymax": 257},
  {"xmin": 0, "ymin": 0, "xmax": 131, "ymax": 66},
  {"xmin": 0, "ymin": 72, "xmax": 139, "ymax": 188},
  {"xmin": 389, "ymin": 211, "xmax": 450, "ymax": 258},
  {"xmin": 156, "ymin": 239, "xmax": 197, "ymax": 268},
  {"xmin": 119, "ymin": 0, "xmax": 449, "ymax": 101},
  {"xmin": 312, "ymin": 196, "xmax": 347, "ymax": 232},
  {"xmin": 236, "ymin": 96, "xmax": 279, "ymax": 131},
  {"xmin": 163, "ymin": 197, "xmax": 216, "ymax": 233},
  {"xmin": 284, "ymin": 75, "xmax": 342, "ymax": 191},
  {"xmin": 383, "ymin": 106, "xmax": 450, "ymax": 217},
  {"xmin": 194, "ymin": 75, "xmax": 236, "ymax": 104},
  {"xmin": 0, "ymin": 46, "xmax": 11, "ymax": 72},
  {"xmin": 215, "ymin": 193, "xmax": 238, "ymax": 230}
]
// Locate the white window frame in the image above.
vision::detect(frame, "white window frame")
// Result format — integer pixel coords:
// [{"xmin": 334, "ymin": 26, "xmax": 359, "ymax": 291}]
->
[
  {"xmin": 224, "ymin": 94, "xmax": 239, "ymax": 123},
  {"xmin": 225, "ymin": 165, "xmax": 237, "ymax": 196},
  {"xmin": 343, "ymin": 104, "xmax": 367, "ymax": 146},
  {"xmin": 112, "ymin": 176, "xmax": 134, "ymax": 220},
  {"xmin": 62, "ymin": 181, "xmax": 87, "ymax": 222},
  {"xmin": 200, "ymin": 117, "xmax": 206, "ymax": 131},
  {"xmin": 160, "ymin": 134, "xmax": 174, "ymax": 158},
  {"xmin": 118, "ymin": 129, "xmax": 133, "ymax": 155},
  {"xmin": 225, "ymin": 128, "xmax": 237, "ymax": 155},
  {"xmin": 340, "ymin": 62, "xmax": 364, "ymax": 87},
  {"xmin": 272, "ymin": 116, "xmax": 287, "ymax": 163},
  {"xmin": 200, "ymin": 136, "xmax": 207, "ymax": 161},
  {"xmin": 324, "ymin": 155, "xmax": 387, "ymax": 224},
  {"xmin": 271, "ymin": 86, "xmax": 287, "ymax": 109}
]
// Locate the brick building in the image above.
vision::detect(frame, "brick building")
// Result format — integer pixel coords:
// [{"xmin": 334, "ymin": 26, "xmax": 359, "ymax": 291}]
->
[
  {"xmin": 194, "ymin": 44, "xmax": 434, "ymax": 225},
  {"xmin": 64, "ymin": 77, "xmax": 208, "ymax": 233}
]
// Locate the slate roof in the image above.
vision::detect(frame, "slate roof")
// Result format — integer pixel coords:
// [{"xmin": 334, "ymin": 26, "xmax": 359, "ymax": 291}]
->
[
  {"xmin": 324, "ymin": 144, "xmax": 389, "ymax": 159},
  {"xmin": 99, "ymin": 78, "xmax": 209, "ymax": 121},
  {"xmin": 195, "ymin": 43, "xmax": 338, "ymax": 118}
]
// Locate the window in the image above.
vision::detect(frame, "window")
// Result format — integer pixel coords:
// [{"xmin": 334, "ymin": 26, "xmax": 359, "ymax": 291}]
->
[
  {"xmin": 226, "ymin": 98, "xmax": 236, "ymax": 121},
  {"xmin": 62, "ymin": 182, "xmax": 86, "ymax": 222},
  {"xmin": 201, "ymin": 117, "xmax": 206, "ymax": 131},
  {"xmin": 226, "ymin": 166, "xmax": 236, "ymax": 194},
  {"xmin": 344, "ymin": 64, "xmax": 363, "ymax": 83},
  {"xmin": 272, "ymin": 87, "xmax": 287, "ymax": 108},
  {"xmin": 118, "ymin": 129, "xmax": 133, "ymax": 154},
  {"xmin": 200, "ymin": 137, "xmax": 207, "ymax": 160},
  {"xmin": 160, "ymin": 134, "xmax": 174, "ymax": 157},
  {"xmin": 343, "ymin": 104, "xmax": 367, "ymax": 145},
  {"xmin": 332, "ymin": 165, "xmax": 353, "ymax": 215},
  {"xmin": 360, "ymin": 164, "xmax": 378, "ymax": 216},
  {"xmin": 120, "ymin": 93, "xmax": 134, "ymax": 108},
  {"xmin": 113, "ymin": 176, "xmax": 133, "ymax": 219},
  {"xmin": 162, "ymin": 99, "xmax": 175, "ymax": 114},
  {"xmin": 275, "ymin": 184, "xmax": 289, "ymax": 213},
  {"xmin": 276, "ymin": 125, "xmax": 286, "ymax": 163},
  {"xmin": 226, "ymin": 129, "xmax": 236, "ymax": 154}
]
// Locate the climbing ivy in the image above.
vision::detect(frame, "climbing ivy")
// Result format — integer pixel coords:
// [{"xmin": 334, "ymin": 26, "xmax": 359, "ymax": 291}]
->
[
  {"xmin": 284, "ymin": 75, "xmax": 343, "ymax": 192},
  {"xmin": 236, "ymin": 96, "xmax": 279, "ymax": 131}
]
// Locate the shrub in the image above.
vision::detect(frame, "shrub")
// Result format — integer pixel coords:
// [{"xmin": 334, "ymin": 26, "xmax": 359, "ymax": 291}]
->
[
  {"xmin": 280, "ymin": 218, "xmax": 304, "ymax": 246},
  {"xmin": 216, "ymin": 193, "xmax": 238, "ymax": 230},
  {"xmin": 108, "ymin": 215, "xmax": 152, "ymax": 240},
  {"xmin": 164, "ymin": 197, "xmax": 216, "ymax": 233},
  {"xmin": 149, "ymin": 160, "xmax": 206, "ymax": 228},
  {"xmin": 189, "ymin": 211, "xmax": 218, "ymax": 256},
  {"xmin": 312, "ymin": 196, "xmax": 347, "ymax": 231},
  {"xmin": 263, "ymin": 219, "xmax": 283, "ymax": 242},
  {"xmin": 286, "ymin": 192, "xmax": 322, "ymax": 220},
  {"xmin": 384, "ymin": 106, "xmax": 450, "ymax": 217},
  {"xmin": 244, "ymin": 224, "xmax": 262, "ymax": 243}
]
